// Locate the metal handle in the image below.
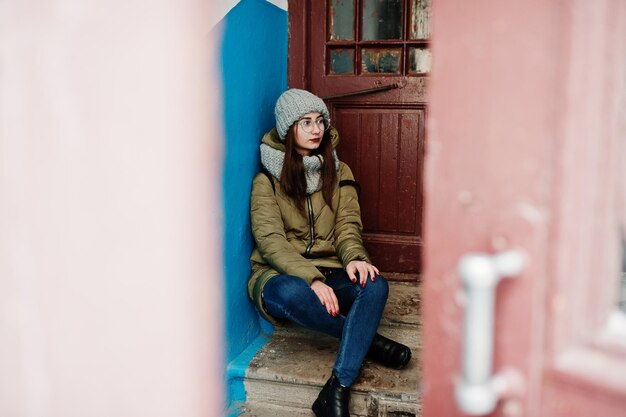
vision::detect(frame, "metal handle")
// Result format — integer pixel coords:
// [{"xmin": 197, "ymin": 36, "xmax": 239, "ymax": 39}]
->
[
  {"xmin": 321, "ymin": 83, "xmax": 402, "ymax": 100},
  {"xmin": 455, "ymin": 250, "xmax": 524, "ymax": 415}
]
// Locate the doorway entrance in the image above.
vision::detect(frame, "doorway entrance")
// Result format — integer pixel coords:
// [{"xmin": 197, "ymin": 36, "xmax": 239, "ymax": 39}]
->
[{"xmin": 289, "ymin": 0, "xmax": 431, "ymax": 276}]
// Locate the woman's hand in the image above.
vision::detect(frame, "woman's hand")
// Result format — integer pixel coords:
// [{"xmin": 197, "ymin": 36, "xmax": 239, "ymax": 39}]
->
[
  {"xmin": 346, "ymin": 260, "xmax": 380, "ymax": 288},
  {"xmin": 311, "ymin": 280, "xmax": 340, "ymax": 316}
]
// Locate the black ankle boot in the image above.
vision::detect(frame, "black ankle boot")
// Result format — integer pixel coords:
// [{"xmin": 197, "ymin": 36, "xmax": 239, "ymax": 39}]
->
[
  {"xmin": 366, "ymin": 333, "xmax": 412, "ymax": 369},
  {"xmin": 312, "ymin": 373, "xmax": 350, "ymax": 417}
]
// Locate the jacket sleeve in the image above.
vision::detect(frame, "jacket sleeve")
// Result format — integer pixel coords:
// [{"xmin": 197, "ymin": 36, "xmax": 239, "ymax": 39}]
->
[
  {"xmin": 334, "ymin": 163, "xmax": 371, "ymax": 266},
  {"xmin": 250, "ymin": 173, "xmax": 324, "ymax": 284}
]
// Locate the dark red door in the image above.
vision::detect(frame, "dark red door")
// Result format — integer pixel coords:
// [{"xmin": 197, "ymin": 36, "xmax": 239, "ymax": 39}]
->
[
  {"xmin": 289, "ymin": 0, "xmax": 431, "ymax": 276},
  {"xmin": 423, "ymin": 1, "xmax": 626, "ymax": 416}
]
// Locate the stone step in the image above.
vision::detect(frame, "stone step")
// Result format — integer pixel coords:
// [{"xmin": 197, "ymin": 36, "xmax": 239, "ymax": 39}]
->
[
  {"xmin": 240, "ymin": 281, "xmax": 421, "ymax": 417},
  {"xmin": 238, "ymin": 402, "xmax": 313, "ymax": 417},
  {"xmin": 239, "ymin": 395, "xmax": 420, "ymax": 417},
  {"xmin": 243, "ymin": 331, "xmax": 421, "ymax": 416}
]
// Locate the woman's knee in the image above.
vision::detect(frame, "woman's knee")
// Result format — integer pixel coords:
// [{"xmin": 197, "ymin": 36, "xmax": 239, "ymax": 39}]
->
[
  {"xmin": 264, "ymin": 274, "xmax": 312, "ymax": 305},
  {"xmin": 363, "ymin": 274, "xmax": 389, "ymax": 301}
]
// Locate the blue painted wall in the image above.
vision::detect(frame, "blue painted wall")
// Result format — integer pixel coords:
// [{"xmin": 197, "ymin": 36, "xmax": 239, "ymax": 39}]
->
[{"xmin": 218, "ymin": 0, "xmax": 288, "ymax": 410}]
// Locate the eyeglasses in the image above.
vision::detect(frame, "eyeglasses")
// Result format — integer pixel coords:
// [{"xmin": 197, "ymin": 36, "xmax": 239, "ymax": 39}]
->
[{"xmin": 297, "ymin": 117, "xmax": 328, "ymax": 133}]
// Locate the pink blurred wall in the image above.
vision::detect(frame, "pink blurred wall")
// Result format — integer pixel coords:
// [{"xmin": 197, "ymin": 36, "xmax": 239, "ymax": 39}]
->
[{"xmin": 0, "ymin": 1, "xmax": 224, "ymax": 416}]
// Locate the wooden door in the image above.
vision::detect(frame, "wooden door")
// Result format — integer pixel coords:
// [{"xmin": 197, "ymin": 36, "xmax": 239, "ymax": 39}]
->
[
  {"xmin": 423, "ymin": 1, "xmax": 626, "ymax": 416},
  {"xmin": 289, "ymin": 0, "xmax": 431, "ymax": 275}
]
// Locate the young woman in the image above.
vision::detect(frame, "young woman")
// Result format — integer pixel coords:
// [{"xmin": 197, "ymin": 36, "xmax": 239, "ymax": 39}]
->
[{"xmin": 248, "ymin": 89, "xmax": 411, "ymax": 417}]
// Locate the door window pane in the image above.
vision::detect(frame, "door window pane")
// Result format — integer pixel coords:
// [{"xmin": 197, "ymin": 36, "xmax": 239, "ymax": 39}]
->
[
  {"xmin": 410, "ymin": 0, "xmax": 431, "ymax": 40},
  {"xmin": 409, "ymin": 47, "xmax": 431, "ymax": 74},
  {"xmin": 330, "ymin": 48, "xmax": 355, "ymax": 74},
  {"xmin": 362, "ymin": 0, "xmax": 404, "ymax": 41},
  {"xmin": 330, "ymin": 0, "xmax": 355, "ymax": 41},
  {"xmin": 362, "ymin": 48, "xmax": 401, "ymax": 73}
]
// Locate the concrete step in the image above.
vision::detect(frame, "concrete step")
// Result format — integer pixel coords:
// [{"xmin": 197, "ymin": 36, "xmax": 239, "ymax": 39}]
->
[
  {"xmin": 240, "ymin": 281, "xmax": 421, "ymax": 417},
  {"xmin": 238, "ymin": 402, "xmax": 314, "ymax": 417}
]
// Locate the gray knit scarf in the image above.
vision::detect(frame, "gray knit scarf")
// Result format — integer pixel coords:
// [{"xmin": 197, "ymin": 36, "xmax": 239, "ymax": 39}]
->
[{"xmin": 260, "ymin": 143, "xmax": 340, "ymax": 194}]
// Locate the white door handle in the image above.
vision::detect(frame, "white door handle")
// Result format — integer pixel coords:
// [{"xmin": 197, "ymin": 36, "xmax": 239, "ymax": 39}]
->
[{"xmin": 455, "ymin": 250, "xmax": 524, "ymax": 415}]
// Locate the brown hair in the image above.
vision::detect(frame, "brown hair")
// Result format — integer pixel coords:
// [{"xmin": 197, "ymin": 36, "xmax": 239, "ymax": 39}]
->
[{"xmin": 280, "ymin": 125, "xmax": 337, "ymax": 214}]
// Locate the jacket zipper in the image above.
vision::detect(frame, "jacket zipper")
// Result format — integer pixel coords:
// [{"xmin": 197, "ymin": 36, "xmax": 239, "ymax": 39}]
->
[{"xmin": 304, "ymin": 195, "xmax": 315, "ymax": 257}]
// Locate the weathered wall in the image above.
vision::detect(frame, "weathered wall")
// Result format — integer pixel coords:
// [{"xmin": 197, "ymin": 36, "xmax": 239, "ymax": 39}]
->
[{"xmin": 218, "ymin": 0, "xmax": 288, "ymax": 408}]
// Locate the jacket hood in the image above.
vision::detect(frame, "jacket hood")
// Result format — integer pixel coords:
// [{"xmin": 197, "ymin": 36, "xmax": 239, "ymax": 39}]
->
[{"xmin": 261, "ymin": 127, "xmax": 340, "ymax": 151}]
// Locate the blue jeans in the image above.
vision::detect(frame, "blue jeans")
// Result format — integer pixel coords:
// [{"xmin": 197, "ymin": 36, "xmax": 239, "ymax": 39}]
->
[{"xmin": 262, "ymin": 270, "xmax": 389, "ymax": 387}]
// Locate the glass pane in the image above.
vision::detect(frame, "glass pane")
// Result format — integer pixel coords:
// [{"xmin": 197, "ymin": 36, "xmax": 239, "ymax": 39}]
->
[
  {"xmin": 409, "ymin": 47, "xmax": 432, "ymax": 74},
  {"xmin": 330, "ymin": 0, "xmax": 355, "ymax": 41},
  {"xmin": 330, "ymin": 48, "xmax": 355, "ymax": 74},
  {"xmin": 362, "ymin": 0, "xmax": 404, "ymax": 41},
  {"xmin": 361, "ymin": 48, "xmax": 401, "ymax": 74},
  {"xmin": 410, "ymin": 0, "xmax": 431, "ymax": 39}
]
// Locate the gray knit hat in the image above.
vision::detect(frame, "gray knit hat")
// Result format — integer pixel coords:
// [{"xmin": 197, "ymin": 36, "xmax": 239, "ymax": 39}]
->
[{"xmin": 274, "ymin": 89, "xmax": 330, "ymax": 141}]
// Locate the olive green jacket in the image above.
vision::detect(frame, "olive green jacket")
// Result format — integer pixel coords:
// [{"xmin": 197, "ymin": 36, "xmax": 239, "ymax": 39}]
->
[{"xmin": 248, "ymin": 128, "xmax": 370, "ymax": 324}]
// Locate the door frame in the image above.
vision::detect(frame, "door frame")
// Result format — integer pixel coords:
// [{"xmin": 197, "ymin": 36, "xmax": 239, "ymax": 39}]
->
[{"xmin": 422, "ymin": 1, "xmax": 626, "ymax": 416}]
